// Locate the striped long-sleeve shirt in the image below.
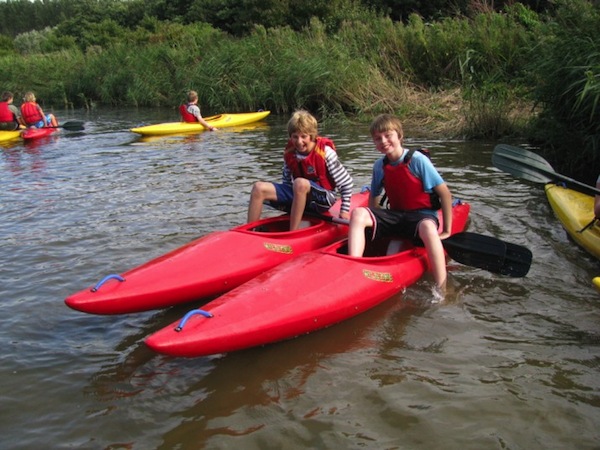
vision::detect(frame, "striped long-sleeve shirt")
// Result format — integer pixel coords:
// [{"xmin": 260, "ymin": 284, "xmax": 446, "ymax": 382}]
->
[{"xmin": 281, "ymin": 145, "xmax": 354, "ymax": 213}]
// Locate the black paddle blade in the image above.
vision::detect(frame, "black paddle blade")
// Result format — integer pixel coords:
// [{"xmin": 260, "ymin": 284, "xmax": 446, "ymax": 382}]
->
[
  {"xmin": 443, "ymin": 232, "xmax": 506, "ymax": 273},
  {"xmin": 61, "ymin": 120, "xmax": 85, "ymax": 131},
  {"xmin": 492, "ymin": 144, "xmax": 555, "ymax": 184},
  {"xmin": 500, "ymin": 242, "xmax": 532, "ymax": 277},
  {"xmin": 443, "ymin": 232, "xmax": 532, "ymax": 277}
]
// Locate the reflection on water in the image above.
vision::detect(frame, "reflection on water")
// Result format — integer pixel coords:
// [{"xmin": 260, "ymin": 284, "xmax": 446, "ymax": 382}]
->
[
  {"xmin": 1, "ymin": 109, "xmax": 599, "ymax": 449},
  {"xmin": 1, "ymin": 146, "xmax": 46, "ymax": 178}
]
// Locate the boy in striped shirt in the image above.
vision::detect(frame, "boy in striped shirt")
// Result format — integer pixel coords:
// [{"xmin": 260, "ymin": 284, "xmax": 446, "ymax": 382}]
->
[{"xmin": 248, "ymin": 110, "xmax": 353, "ymax": 230}]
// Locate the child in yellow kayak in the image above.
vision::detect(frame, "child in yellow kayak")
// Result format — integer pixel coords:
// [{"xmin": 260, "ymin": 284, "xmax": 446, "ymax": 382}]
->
[
  {"xmin": 247, "ymin": 109, "xmax": 354, "ymax": 231},
  {"xmin": 0, "ymin": 91, "xmax": 25, "ymax": 130},
  {"xmin": 179, "ymin": 90, "xmax": 217, "ymax": 131}
]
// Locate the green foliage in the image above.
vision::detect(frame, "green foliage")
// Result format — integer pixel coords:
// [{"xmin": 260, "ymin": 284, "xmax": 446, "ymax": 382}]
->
[
  {"xmin": 0, "ymin": 35, "xmax": 15, "ymax": 57},
  {"xmin": 0, "ymin": 50, "xmax": 85, "ymax": 108},
  {"xmin": 13, "ymin": 28, "xmax": 55, "ymax": 55},
  {"xmin": 0, "ymin": 5, "xmax": 540, "ymax": 131},
  {"xmin": 526, "ymin": 0, "xmax": 600, "ymax": 183}
]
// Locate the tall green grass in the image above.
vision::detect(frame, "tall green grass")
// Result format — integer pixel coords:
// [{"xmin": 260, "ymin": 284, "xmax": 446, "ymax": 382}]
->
[
  {"xmin": 1, "ymin": 0, "xmax": 598, "ymax": 179},
  {"xmin": 525, "ymin": 0, "xmax": 600, "ymax": 184}
]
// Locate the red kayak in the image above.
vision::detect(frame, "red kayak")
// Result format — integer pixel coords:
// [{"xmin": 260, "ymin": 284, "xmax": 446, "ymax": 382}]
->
[
  {"xmin": 20, "ymin": 127, "xmax": 57, "ymax": 140},
  {"xmin": 145, "ymin": 201, "xmax": 471, "ymax": 358},
  {"xmin": 65, "ymin": 191, "xmax": 369, "ymax": 315}
]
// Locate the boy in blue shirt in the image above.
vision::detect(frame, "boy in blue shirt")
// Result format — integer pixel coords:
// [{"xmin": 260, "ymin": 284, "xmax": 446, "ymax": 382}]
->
[{"xmin": 348, "ymin": 114, "xmax": 453, "ymax": 292}]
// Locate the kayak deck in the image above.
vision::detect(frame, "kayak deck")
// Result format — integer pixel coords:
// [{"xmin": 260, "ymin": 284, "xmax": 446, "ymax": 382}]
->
[
  {"xmin": 545, "ymin": 183, "xmax": 600, "ymax": 259},
  {"xmin": 0, "ymin": 130, "xmax": 22, "ymax": 142},
  {"xmin": 130, "ymin": 111, "xmax": 271, "ymax": 136},
  {"xmin": 21, "ymin": 127, "xmax": 58, "ymax": 140}
]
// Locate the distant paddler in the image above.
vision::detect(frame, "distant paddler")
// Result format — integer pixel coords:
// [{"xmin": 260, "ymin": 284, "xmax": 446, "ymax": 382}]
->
[
  {"xmin": 20, "ymin": 91, "xmax": 58, "ymax": 128},
  {"xmin": 179, "ymin": 90, "xmax": 217, "ymax": 131}
]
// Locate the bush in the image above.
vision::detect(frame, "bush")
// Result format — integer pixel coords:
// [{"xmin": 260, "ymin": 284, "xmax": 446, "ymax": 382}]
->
[{"xmin": 526, "ymin": 0, "xmax": 600, "ymax": 183}]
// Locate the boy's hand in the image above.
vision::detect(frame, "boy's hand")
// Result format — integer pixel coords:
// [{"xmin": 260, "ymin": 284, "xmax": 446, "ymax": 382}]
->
[{"xmin": 439, "ymin": 231, "xmax": 452, "ymax": 240}]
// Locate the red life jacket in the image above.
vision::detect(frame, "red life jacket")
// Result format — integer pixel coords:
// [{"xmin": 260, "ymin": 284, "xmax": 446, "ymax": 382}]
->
[
  {"xmin": 283, "ymin": 136, "xmax": 337, "ymax": 191},
  {"xmin": 21, "ymin": 102, "xmax": 43, "ymax": 125},
  {"xmin": 0, "ymin": 102, "xmax": 14, "ymax": 122},
  {"xmin": 179, "ymin": 104, "xmax": 197, "ymax": 123},
  {"xmin": 383, "ymin": 149, "xmax": 440, "ymax": 211}
]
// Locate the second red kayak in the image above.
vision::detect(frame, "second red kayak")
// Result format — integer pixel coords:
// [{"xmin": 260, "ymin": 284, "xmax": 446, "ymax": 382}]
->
[
  {"xmin": 21, "ymin": 127, "xmax": 57, "ymax": 140},
  {"xmin": 64, "ymin": 191, "xmax": 369, "ymax": 315},
  {"xmin": 145, "ymin": 201, "xmax": 471, "ymax": 358}
]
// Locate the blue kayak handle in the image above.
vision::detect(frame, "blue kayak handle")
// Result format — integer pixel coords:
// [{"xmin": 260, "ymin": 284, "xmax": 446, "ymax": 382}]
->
[
  {"xmin": 91, "ymin": 274, "xmax": 125, "ymax": 292},
  {"xmin": 175, "ymin": 309, "xmax": 213, "ymax": 332}
]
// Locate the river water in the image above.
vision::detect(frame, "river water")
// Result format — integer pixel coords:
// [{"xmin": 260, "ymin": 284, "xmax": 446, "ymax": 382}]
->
[{"xmin": 1, "ymin": 108, "xmax": 599, "ymax": 449}]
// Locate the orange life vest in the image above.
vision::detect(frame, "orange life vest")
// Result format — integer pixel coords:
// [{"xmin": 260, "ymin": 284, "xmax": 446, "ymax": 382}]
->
[
  {"xmin": 179, "ymin": 104, "xmax": 197, "ymax": 123},
  {"xmin": 383, "ymin": 149, "xmax": 441, "ymax": 211},
  {"xmin": 21, "ymin": 102, "xmax": 43, "ymax": 125},
  {"xmin": 283, "ymin": 136, "xmax": 336, "ymax": 191},
  {"xmin": 0, "ymin": 102, "xmax": 14, "ymax": 122}
]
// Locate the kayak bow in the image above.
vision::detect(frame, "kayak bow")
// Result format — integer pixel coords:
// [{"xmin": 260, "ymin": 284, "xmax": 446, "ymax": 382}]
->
[{"xmin": 64, "ymin": 191, "xmax": 368, "ymax": 315}]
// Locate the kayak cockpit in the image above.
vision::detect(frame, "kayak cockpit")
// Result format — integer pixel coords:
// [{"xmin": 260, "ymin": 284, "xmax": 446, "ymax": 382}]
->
[
  {"xmin": 333, "ymin": 237, "xmax": 415, "ymax": 257},
  {"xmin": 237, "ymin": 216, "xmax": 334, "ymax": 234}
]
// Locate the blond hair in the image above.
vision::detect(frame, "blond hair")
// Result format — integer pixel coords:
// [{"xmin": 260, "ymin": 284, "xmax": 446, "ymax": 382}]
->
[
  {"xmin": 23, "ymin": 91, "xmax": 36, "ymax": 102},
  {"xmin": 186, "ymin": 90, "xmax": 198, "ymax": 103},
  {"xmin": 287, "ymin": 110, "xmax": 318, "ymax": 139},
  {"xmin": 369, "ymin": 114, "xmax": 404, "ymax": 140}
]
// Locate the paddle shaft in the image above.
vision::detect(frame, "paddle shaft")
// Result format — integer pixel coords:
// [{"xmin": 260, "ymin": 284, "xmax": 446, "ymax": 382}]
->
[
  {"xmin": 48, "ymin": 120, "xmax": 85, "ymax": 131},
  {"xmin": 493, "ymin": 144, "xmax": 600, "ymax": 196}
]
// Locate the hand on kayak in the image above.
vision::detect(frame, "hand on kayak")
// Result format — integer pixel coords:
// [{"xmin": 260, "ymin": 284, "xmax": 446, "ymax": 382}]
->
[{"xmin": 439, "ymin": 231, "xmax": 452, "ymax": 240}]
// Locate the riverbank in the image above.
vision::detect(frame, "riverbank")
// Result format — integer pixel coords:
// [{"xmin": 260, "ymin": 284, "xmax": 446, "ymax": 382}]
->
[{"xmin": 348, "ymin": 86, "xmax": 534, "ymax": 140}]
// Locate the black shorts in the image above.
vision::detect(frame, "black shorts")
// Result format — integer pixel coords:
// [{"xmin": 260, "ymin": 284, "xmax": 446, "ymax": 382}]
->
[{"xmin": 367, "ymin": 208, "xmax": 439, "ymax": 242}]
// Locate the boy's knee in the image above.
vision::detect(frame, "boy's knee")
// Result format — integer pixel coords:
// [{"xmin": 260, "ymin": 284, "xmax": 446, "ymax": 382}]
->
[
  {"xmin": 292, "ymin": 178, "xmax": 310, "ymax": 194},
  {"xmin": 350, "ymin": 207, "xmax": 369, "ymax": 225},
  {"xmin": 418, "ymin": 219, "xmax": 439, "ymax": 240},
  {"xmin": 250, "ymin": 181, "xmax": 266, "ymax": 197}
]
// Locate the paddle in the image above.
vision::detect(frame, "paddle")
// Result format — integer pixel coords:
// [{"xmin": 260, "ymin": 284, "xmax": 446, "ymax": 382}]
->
[
  {"xmin": 49, "ymin": 120, "xmax": 85, "ymax": 131},
  {"xmin": 309, "ymin": 213, "xmax": 531, "ymax": 277},
  {"xmin": 492, "ymin": 144, "xmax": 600, "ymax": 196},
  {"xmin": 501, "ymin": 242, "xmax": 533, "ymax": 277}
]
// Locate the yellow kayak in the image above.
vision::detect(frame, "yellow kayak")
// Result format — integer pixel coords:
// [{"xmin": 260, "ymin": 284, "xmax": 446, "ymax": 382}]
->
[
  {"xmin": 593, "ymin": 277, "xmax": 600, "ymax": 291},
  {"xmin": 130, "ymin": 111, "xmax": 271, "ymax": 136},
  {"xmin": 545, "ymin": 183, "xmax": 600, "ymax": 259},
  {"xmin": 0, "ymin": 130, "xmax": 22, "ymax": 142}
]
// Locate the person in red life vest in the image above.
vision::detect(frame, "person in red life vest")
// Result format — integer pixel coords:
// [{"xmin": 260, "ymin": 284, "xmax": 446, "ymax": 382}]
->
[
  {"xmin": 0, "ymin": 91, "xmax": 25, "ymax": 130},
  {"xmin": 347, "ymin": 114, "xmax": 453, "ymax": 294},
  {"xmin": 20, "ymin": 91, "xmax": 58, "ymax": 128},
  {"xmin": 179, "ymin": 90, "xmax": 217, "ymax": 131},
  {"xmin": 247, "ymin": 109, "xmax": 354, "ymax": 231}
]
